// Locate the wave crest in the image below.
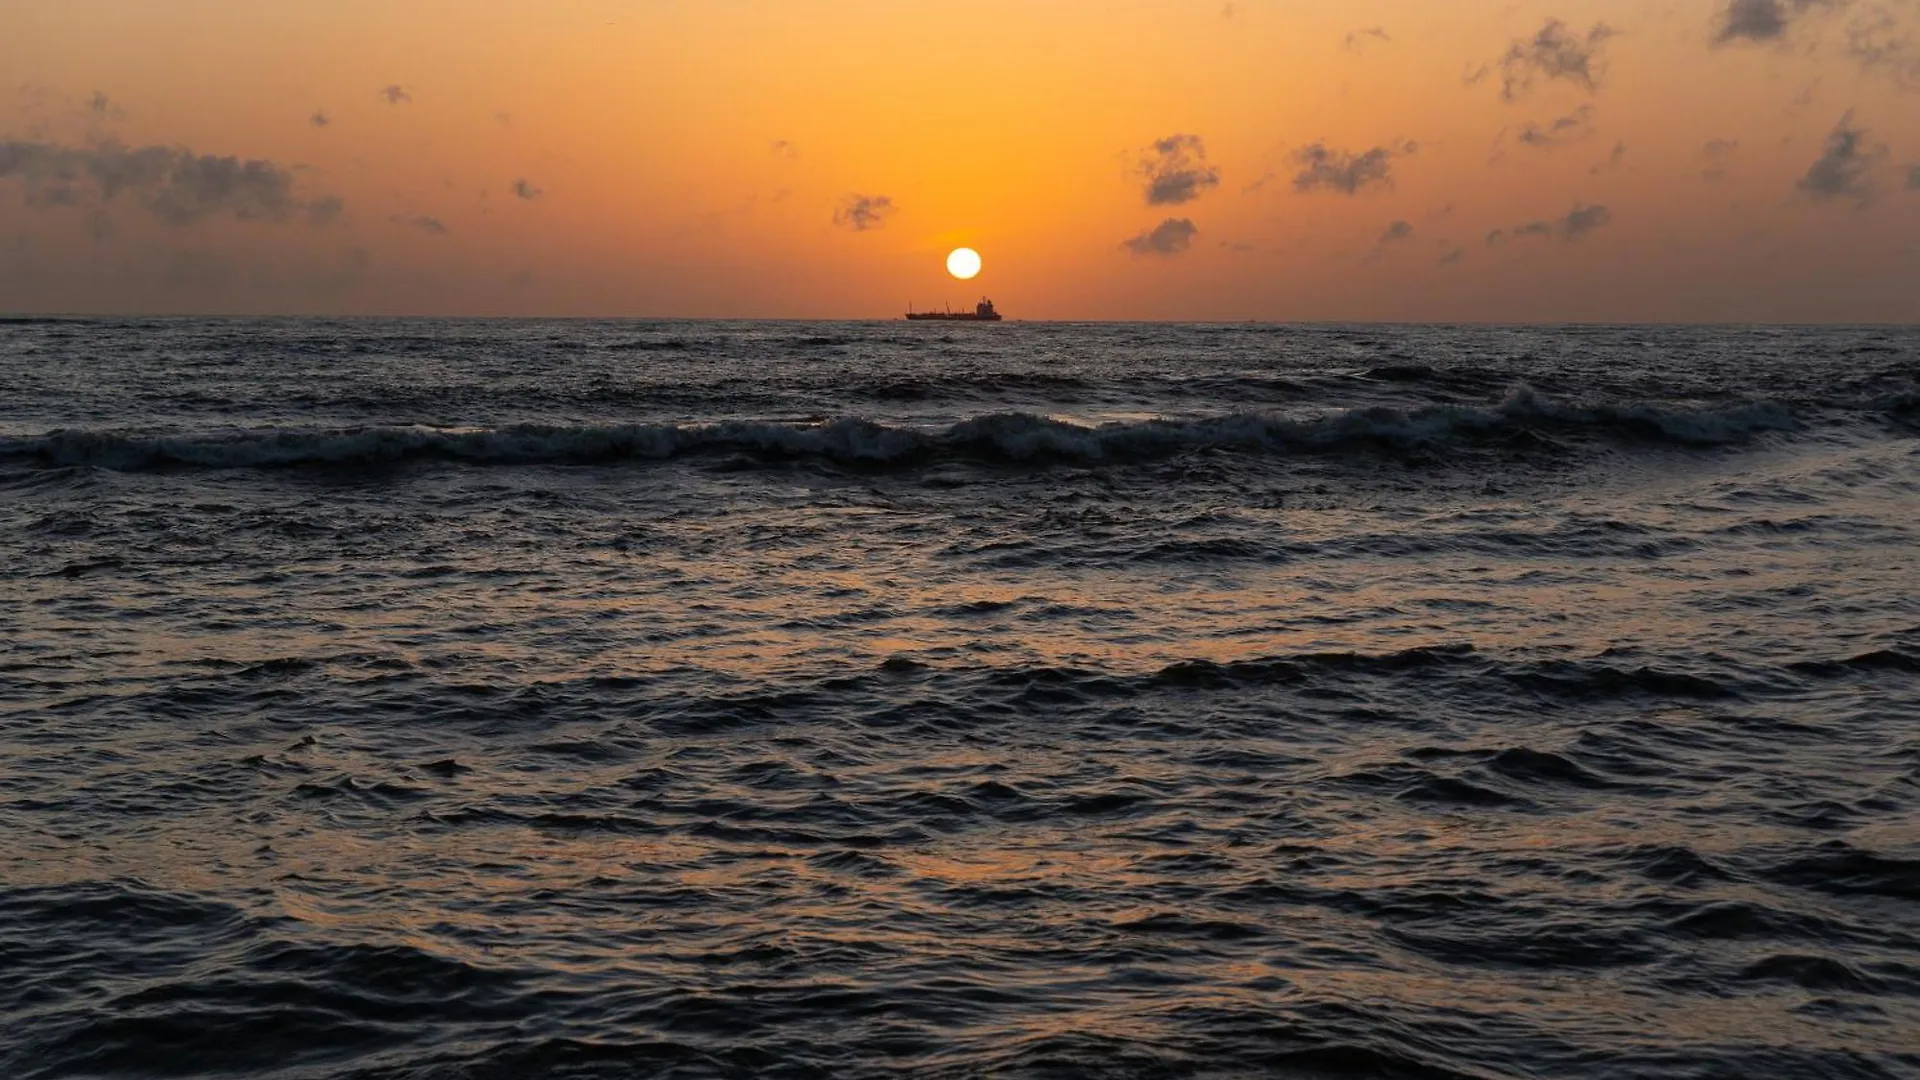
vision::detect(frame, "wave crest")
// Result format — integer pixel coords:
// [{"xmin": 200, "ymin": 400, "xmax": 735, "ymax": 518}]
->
[{"xmin": 0, "ymin": 386, "xmax": 1799, "ymax": 471}]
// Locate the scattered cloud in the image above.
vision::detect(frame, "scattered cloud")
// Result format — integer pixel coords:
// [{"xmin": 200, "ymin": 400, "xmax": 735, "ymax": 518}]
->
[
  {"xmin": 1845, "ymin": 9, "xmax": 1920, "ymax": 89},
  {"xmin": 85, "ymin": 91, "xmax": 121, "ymax": 118},
  {"xmin": 1438, "ymin": 245, "xmax": 1467, "ymax": 265},
  {"xmin": 1504, "ymin": 204, "xmax": 1614, "ymax": 242},
  {"xmin": 1344, "ymin": 26, "xmax": 1391, "ymax": 52},
  {"xmin": 1702, "ymin": 138, "xmax": 1739, "ymax": 180},
  {"xmin": 1713, "ymin": 0, "xmax": 1833, "ymax": 45},
  {"xmin": 1517, "ymin": 104, "xmax": 1598, "ymax": 148},
  {"xmin": 1380, "ymin": 220, "xmax": 1414, "ymax": 243},
  {"xmin": 1137, "ymin": 134, "xmax": 1221, "ymax": 206},
  {"xmin": 0, "ymin": 139, "xmax": 339, "ymax": 226},
  {"xmin": 510, "ymin": 178, "xmax": 543, "ymax": 200},
  {"xmin": 1494, "ymin": 19, "xmax": 1617, "ymax": 100},
  {"xmin": 771, "ymin": 139, "xmax": 798, "ymax": 159},
  {"xmin": 1797, "ymin": 110, "xmax": 1883, "ymax": 204},
  {"xmin": 310, "ymin": 111, "xmax": 331, "ymax": 128},
  {"xmin": 833, "ymin": 193, "xmax": 895, "ymax": 231},
  {"xmin": 378, "ymin": 85, "xmax": 412, "ymax": 106},
  {"xmin": 306, "ymin": 196, "xmax": 344, "ymax": 226},
  {"xmin": 1290, "ymin": 140, "xmax": 1414, "ymax": 194},
  {"xmin": 1123, "ymin": 217, "xmax": 1198, "ymax": 256},
  {"xmin": 1590, "ymin": 140, "xmax": 1627, "ymax": 175},
  {"xmin": 400, "ymin": 214, "xmax": 449, "ymax": 234}
]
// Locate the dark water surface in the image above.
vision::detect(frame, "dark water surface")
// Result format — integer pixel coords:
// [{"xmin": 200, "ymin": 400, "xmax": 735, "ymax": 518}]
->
[{"xmin": 2, "ymin": 319, "xmax": 1917, "ymax": 1078}]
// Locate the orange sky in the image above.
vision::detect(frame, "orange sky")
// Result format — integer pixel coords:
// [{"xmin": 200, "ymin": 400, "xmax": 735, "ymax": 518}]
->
[{"xmin": 2, "ymin": 0, "xmax": 1917, "ymax": 320}]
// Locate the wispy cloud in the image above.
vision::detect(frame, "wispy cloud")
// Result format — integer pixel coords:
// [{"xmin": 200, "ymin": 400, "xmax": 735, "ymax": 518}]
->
[
  {"xmin": 1123, "ymin": 217, "xmax": 1198, "ymax": 256},
  {"xmin": 1517, "ymin": 105, "xmax": 1599, "ymax": 148},
  {"xmin": 1797, "ymin": 110, "xmax": 1883, "ymax": 204},
  {"xmin": 1590, "ymin": 140, "xmax": 1627, "ymax": 175},
  {"xmin": 1343, "ymin": 26, "xmax": 1391, "ymax": 52},
  {"xmin": 378, "ymin": 85, "xmax": 412, "ymax": 106},
  {"xmin": 771, "ymin": 139, "xmax": 798, "ymax": 159},
  {"xmin": 1137, "ymin": 134, "xmax": 1221, "ymax": 206},
  {"xmin": 510, "ymin": 178, "xmax": 543, "ymax": 200},
  {"xmin": 1702, "ymin": 138, "xmax": 1739, "ymax": 180},
  {"xmin": 309, "ymin": 111, "xmax": 331, "ymax": 128},
  {"xmin": 400, "ymin": 214, "xmax": 448, "ymax": 234},
  {"xmin": 1289, "ymin": 140, "xmax": 1414, "ymax": 194},
  {"xmin": 1503, "ymin": 204, "xmax": 1614, "ymax": 242},
  {"xmin": 1492, "ymin": 19, "xmax": 1617, "ymax": 100},
  {"xmin": 833, "ymin": 193, "xmax": 895, "ymax": 231}
]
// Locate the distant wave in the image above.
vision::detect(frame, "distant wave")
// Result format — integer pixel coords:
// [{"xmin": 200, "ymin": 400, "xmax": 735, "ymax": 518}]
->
[{"xmin": 0, "ymin": 386, "xmax": 1803, "ymax": 471}]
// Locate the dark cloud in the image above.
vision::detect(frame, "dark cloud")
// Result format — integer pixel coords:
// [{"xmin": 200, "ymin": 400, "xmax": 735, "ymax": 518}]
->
[
  {"xmin": 1909, "ymin": 163, "xmax": 1920, "ymax": 188},
  {"xmin": 1380, "ymin": 220, "xmax": 1414, "ymax": 243},
  {"xmin": 0, "ymin": 139, "xmax": 339, "ymax": 226},
  {"xmin": 86, "ymin": 92, "xmax": 118, "ymax": 117},
  {"xmin": 1438, "ymin": 245, "xmax": 1466, "ymax": 266},
  {"xmin": 510, "ymin": 178, "xmax": 543, "ymax": 200},
  {"xmin": 771, "ymin": 139, "xmax": 798, "ymax": 159},
  {"xmin": 1485, "ymin": 229, "xmax": 1506, "ymax": 246},
  {"xmin": 378, "ymin": 85, "xmax": 412, "ymax": 106},
  {"xmin": 1506, "ymin": 204, "xmax": 1613, "ymax": 241},
  {"xmin": 833, "ymin": 194, "xmax": 895, "ymax": 231},
  {"xmin": 1496, "ymin": 19, "xmax": 1617, "ymax": 101},
  {"xmin": 1343, "ymin": 26, "xmax": 1391, "ymax": 52},
  {"xmin": 401, "ymin": 215, "xmax": 449, "ymax": 234},
  {"xmin": 1516, "ymin": 105, "xmax": 1598, "ymax": 148},
  {"xmin": 1713, "ymin": 0, "xmax": 1833, "ymax": 44},
  {"xmin": 1797, "ymin": 111, "xmax": 1883, "ymax": 204},
  {"xmin": 1123, "ymin": 217, "xmax": 1198, "ymax": 256},
  {"xmin": 1590, "ymin": 140, "xmax": 1627, "ymax": 175},
  {"xmin": 1290, "ymin": 140, "xmax": 1413, "ymax": 194},
  {"xmin": 1137, "ymin": 134, "xmax": 1221, "ymax": 206},
  {"xmin": 310, "ymin": 111, "xmax": 331, "ymax": 128}
]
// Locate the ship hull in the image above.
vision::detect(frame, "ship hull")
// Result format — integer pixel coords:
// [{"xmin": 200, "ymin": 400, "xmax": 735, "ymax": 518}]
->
[{"xmin": 904, "ymin": 313, "xmax": 1002, "ymax": 321}]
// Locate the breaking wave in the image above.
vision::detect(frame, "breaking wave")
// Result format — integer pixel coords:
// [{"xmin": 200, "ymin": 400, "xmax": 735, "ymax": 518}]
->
[{"xmin": 0, "ymin": 386, "xmax": 1802, "ymax": 471}]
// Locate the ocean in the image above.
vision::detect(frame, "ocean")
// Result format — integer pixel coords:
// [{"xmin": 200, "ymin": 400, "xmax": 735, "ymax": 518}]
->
[{"xmin": 1, "ymin": 318, "xmax": 1916, "ymax": 1079}]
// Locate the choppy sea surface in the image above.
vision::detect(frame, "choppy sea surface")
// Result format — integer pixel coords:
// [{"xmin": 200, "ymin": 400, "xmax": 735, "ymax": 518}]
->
[{"xmin": 2, "ymin": 318, "xmax": 1918, "ymax": 1079}]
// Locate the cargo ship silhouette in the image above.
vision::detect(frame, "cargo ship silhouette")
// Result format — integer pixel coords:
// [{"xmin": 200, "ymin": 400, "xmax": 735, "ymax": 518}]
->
[{"xmin": 905, "ymin": 298, "xmax": 1002, "ymax": 321}]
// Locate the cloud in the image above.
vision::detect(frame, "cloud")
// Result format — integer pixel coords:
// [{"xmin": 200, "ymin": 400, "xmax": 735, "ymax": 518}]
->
[
  {"xmin": 306, "ymin": 196, "xmax": 344, "ymax": 226},
  {"xmin": 1713, "ymin": 0, "xmax": 1833, "ymax": 44},
  {"xmin": 310, "ymin": 111, "xmax": 331, "ymax": 128},
  {"xmin": 1702, "ymin": 138, "xmax": 1739, "ymax": 180},
  {"xmin": 1909, "ymin": 163, "xmax": 1920, "ymax": 188},
  {"xmin": 510, "ymin": 178, "xmax": 543, "ymax": 200},
  {"xmin": 1380, "ymin": 220, "xmax": 1414, "ymax": 243},
  {"xmin": 833, "ymin": 193, "xmax": 895, "ymax": 231},
  {"xmin": 1505, "ymin": 204, "xmax": 1614, "ymax": 241},
  {"xmin": 1797, "ymin": 110, "xmax": 1883, "ymax": 204},
  {"xmin": 1496, "ymin": 19, "xmax": 1617, "ymax": 100},
  {"xmin": 1343, "ymin": 26, "xmax": 1391, "ymax": 52},
  {"xmin": 378, "ymin": 85, "xmax": 412, "ymax": 106},
  {"xmin": 1290, "ymin": 140, "xmax": 1413, "ymax": 194},
  {"xmin": 1845, "ymin": 9, "xmax": 1920, "ymax": 89},
  {"xmin": 771, "ymin": 139, "xmax": 798, "ymax": 159},
  {"xmin": 1590, "ymin": 140, "xmax": 1627, "ymax": 175},
  {"xmin": 1123, "ymin": 217, "xmax": 1198, "ymax": 256},
  {"xmin": 1516, "ymin": 105, "xmax": 1598, "ymax": 148},
  {"xmin": 0, "ymin": 138, "xmax": 339, "ymax": 226},
  {"xmin": 1438, "ymin": 245, "xmax": 1466, "ymax": 265},
  {"xmin": 85, "ymin": 92, "xmax": 118, "ymax": 118},
  {"xmin": 400, "ymin": 215, "xmax": 448, "ymax": 234},
  {"xmin": 1137, "ymin": 134, "xmax": 1221, "ymax": 206}
]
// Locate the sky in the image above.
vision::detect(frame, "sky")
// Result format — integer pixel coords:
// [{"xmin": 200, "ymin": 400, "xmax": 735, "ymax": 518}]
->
[{"xmin": 2, "ymin": 0, "xmax": 1918, "ymax": 321}]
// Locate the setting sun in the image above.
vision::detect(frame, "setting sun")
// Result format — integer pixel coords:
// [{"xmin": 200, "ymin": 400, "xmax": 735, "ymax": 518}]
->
[{"xmin": 946, "ymin": 248, "xmax": 982, "ymax": 281}]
